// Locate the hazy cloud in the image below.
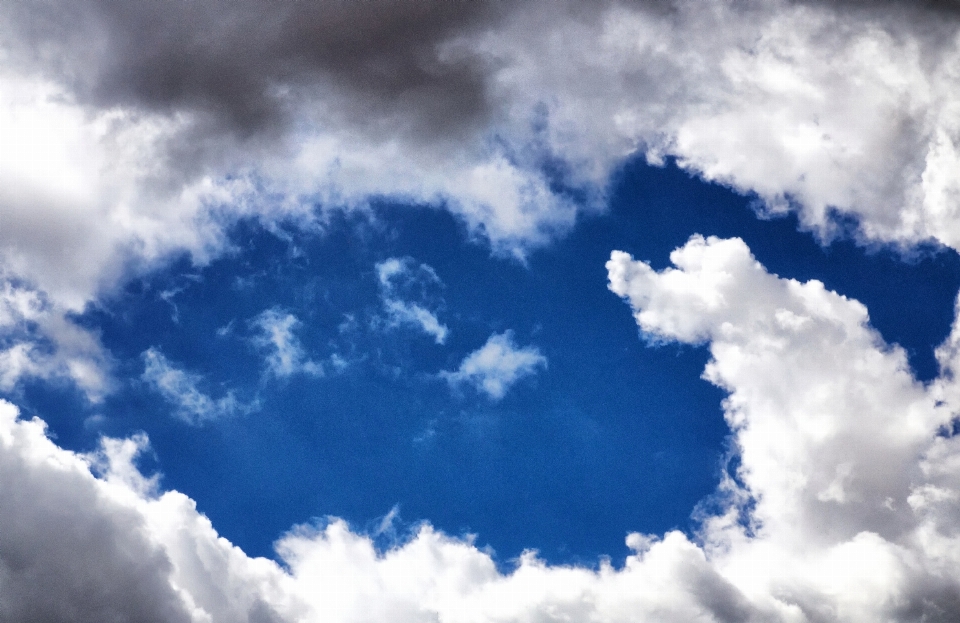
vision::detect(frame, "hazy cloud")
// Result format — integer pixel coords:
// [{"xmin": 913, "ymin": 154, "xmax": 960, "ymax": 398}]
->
[
  {"xmin": 141, "ymin": 348, "xmax": 254, "ymax": 424},
  {"xmin": 376, "ymin": 257, "xmax": 449, "ymax": 344},
  {"xmin": 442, "ymin": 331, "xmax": 547, "ymax": 400},
  {"xmin": 0, "ymin": 281, "xmax": 108, "ymax": 399},
  {"xmin": 249, "ymin": 308, "xmax": 324, "ymax": 379}
]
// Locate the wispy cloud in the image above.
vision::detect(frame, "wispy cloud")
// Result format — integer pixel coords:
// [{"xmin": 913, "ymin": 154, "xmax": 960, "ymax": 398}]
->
[
  {"xmin": 141, "ymin": 348, "xmax": 255, "ymax": 425},
  {"xmin": 376, "ymin": 258, "xmax": 449, "ymax": 344},
  {"xmin": 442, "ymin": 331, "xmax": 547, "ymax": 400},
  {"xmin": 249, "ymin": 308, "xmax": 324, "ymax": 379}
]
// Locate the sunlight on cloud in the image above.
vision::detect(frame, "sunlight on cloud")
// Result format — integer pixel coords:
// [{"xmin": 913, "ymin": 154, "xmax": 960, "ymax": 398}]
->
[
  {"xmin": 3, "ymin": 0, "xmax": 960, "ymax": 398},
  {"xmin": 607, "ymin": 235, "xmax": 960, "ymax": 620},
  {"xmin": 442, "ymin": 331, "xmax": 547, "ymax": 400}
]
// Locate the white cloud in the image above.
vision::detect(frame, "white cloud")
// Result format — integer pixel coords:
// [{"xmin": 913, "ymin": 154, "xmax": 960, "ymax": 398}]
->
[
  {"xmin": 0, "ymin": 280, "xmax": 109, "ymax": 399},
  {"xmin": 376, "ymin": 258, "xmax": 449, "ymax": 345},
  {"xmin": 249, "ymin": 308, "xmax": 324, "ymax": 379},
  {"xmin": 1, "ymin": 1, "xmax": 952, "ymax": 278},
  {"xmin": 141, "ymin": 348, "xmax": 254, "ymax": 425},
  {"xmin": 442, "ymin": 332, "xmax": 547, "ymax": 400},
  {"xmin": 0, "ymin": 397, "xmax": 775, "ymax": 623},
  {"xmin": 472, "ymin": 0, "xmax": 960, "ymax": 251},
  {"xmin": 607, "ymin": 234, "xmax": 960, "ymax": 620},
  {"xmin": 382, "ymin": 299, "xmax": 449, "ymax": 345}
]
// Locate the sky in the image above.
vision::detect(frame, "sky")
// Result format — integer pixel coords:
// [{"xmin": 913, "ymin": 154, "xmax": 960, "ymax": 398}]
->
[{"xmin": 7, "ymin": 0, "xmax": 960, "ymax": 621}]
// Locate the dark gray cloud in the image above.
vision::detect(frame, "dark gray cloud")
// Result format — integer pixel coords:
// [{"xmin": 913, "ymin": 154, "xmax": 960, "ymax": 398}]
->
[
  {"xmin": 3, "ymin": 0, "xmax": 517, "ymax": 140},
  {"xmin": 5, "ymin": 0, "xmax": 960, "ymax": 144},
  {"xmin": 0, "ymin": 427, "xmax": 194, "ymax": 623}
]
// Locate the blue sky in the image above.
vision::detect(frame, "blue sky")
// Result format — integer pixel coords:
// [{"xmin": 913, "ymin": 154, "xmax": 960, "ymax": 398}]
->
[{"xmin": 6, "ymin": 1, "xmax": 960, "ymax": 621}]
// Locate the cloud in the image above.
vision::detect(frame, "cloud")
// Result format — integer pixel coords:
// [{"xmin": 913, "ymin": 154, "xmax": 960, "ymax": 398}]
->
[
  {"xmin": 0, "ymin": 404, "xmax": 197, "ymax": 623},
  {"xmin": 249, "ymin": 308, "xmax": 324, "ymax": 379},
  {"xmin": 0, "ymin": 280, "xmax": 109, "ymax": 400},
  {"xmin": 0, "ymin": 397, "xmax": 769, "ymax": 623},
  {"xmin": 607, "ymin": 234, "xmax": 960, "ymax": 620},
  {"xmin": 442, "ymin": 331, "xmax": 547, "ymax": 400},
  {"xmin": 141, "ymin": 348, "xmax": 254, "ymax": 425},
  {"xmin": 376, "ymin": 258, "xmax": 449, "ymax": 345},
  {"xmin": 10, "ymin": 0, "xmax": 960, "ymax": 311}
]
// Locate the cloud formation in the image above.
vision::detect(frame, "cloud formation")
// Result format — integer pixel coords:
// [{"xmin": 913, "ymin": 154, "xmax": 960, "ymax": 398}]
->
[
  {"xmin": 376, "ymin": 258, "xmax": 449, "ymax": 344},
  {"xmin": 0, "ymin": 281, "xmax": 109, "ymax": 399},
  {"xmin": 141, "ymin": 348, "xmax": 255, "ymax": 424},
  {"xmin": 7, "ymin": 0, "xmax": 960, "ymax": 620},
  {"xmin": 9, "ymin": 0, "xmax": 960, "ymax": 304},
  {"xmin": 249, "ymin": 308, "xmax": 324, "ymax": 379},
  {"xmin": 442, "ymin": 332, "xmax": 547, "ymax": 400},
  {"xmin": 607, "ymin": 234, "xmax": 960, "ymax": 620}
]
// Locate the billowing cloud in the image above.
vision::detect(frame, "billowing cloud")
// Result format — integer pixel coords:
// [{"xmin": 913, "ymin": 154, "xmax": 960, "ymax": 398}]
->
[
  {"xmin": 376, "ymin": 258, "xmax": 449, "ymax": 345},
  {"xmin": 0, "ymin": 398, "xmax": 779, "ymax": 623},
  {"xmin": 141, "ymin": 348, "xmax": 255, "ymax": 425},
  {"xmin": 442, "ymin": 331, "xmax": 547, "ymax": 400},
  {"xmin": 249, "ymin": 308, "xmax": 324, "ymax": 379},
  {"xmin": 607, "ymin": 234, "xmax": 960, "ymax": 620},
  {"xmin": 7, "ymin": 0, "xmax": 960, "ymax": 306}
]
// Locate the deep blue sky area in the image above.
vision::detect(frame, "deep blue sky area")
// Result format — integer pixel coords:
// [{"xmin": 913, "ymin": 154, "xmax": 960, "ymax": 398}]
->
[{"xmin": 14, "ymin": 157, "xmax": 960, "ymax": 568}]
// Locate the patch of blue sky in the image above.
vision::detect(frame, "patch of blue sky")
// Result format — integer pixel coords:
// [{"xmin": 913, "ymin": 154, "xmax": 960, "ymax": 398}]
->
[{"xmin": 11, "ymin": 155, "xmax": 960, "ymax": 571}]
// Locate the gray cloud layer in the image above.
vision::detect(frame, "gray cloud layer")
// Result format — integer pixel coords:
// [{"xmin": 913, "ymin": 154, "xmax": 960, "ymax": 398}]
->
[{"xmin": 4, "ymin": 0, "xmax": 510, "ymax": 140}]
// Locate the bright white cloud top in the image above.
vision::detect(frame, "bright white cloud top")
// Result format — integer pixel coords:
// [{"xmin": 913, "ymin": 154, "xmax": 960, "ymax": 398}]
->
[{"xmin": 3, "ymin": 0, "xmax": 960, "ymax": 620}]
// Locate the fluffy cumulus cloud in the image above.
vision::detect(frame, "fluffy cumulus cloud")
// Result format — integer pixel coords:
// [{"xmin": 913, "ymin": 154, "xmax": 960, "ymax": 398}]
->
[
  {"xmin": 442, "ymin": 331, "xmax": 547, "ymax": 400},
  {"xmin": 5, "ymin": 0, "xmax": 960, "ymax": 394},
  {"xmin": 606, "ymin": 234, "xmax": 960, "ymax": 621},
  {"xmin": 13, "ymin": 234, "xmax": 960, "ymax": 620},
  {"xmin": 376, "ymin": 258, "xmax": 449, "ymax": 345}
]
